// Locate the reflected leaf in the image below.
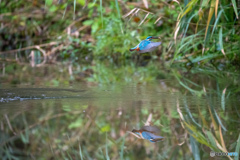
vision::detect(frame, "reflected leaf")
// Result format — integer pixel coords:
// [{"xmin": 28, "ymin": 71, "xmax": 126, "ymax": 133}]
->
[
  {"xmin": 69, "ymin": 117, "xmax": 83, "ymax": 129},
  {"xmin": 221, "ymin": 88, "xmax": 227, "ymax": 111},
  {"xmin": 101, "ymin": 124, "xmax": 111, "ymax": 133},
  {"xmin": 206, "ymin": 131, "xmax": 218, "ymax": 151},
  {"xmin": 235, "ymin": 134, "xmax": 240, "ymax": 160},
  {"xmin": 190, "ymin": 136, "xmax": 200, "ymax": 160}
]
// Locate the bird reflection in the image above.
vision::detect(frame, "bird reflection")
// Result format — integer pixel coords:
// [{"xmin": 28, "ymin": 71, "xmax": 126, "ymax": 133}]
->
[{"xmin": 131, "ymin": 125, "xmax": 164, "ymax": 143}]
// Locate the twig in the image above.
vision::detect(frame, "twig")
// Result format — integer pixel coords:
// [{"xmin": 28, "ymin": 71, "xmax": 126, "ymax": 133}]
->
[{"xmin": 0, "ymin": 42, "xmax": 58, "ymax": 54}]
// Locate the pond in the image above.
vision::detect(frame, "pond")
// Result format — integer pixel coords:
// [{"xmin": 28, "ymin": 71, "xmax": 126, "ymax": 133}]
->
[{"xmin": 0, "ymin": 64, "xmax": 240, "ymax": 160}]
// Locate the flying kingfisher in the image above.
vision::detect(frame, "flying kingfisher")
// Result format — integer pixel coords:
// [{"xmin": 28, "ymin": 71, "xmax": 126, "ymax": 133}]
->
[
  {"xmin": 131, "ymin": 125, "xmax": 164, "ymax": 143},
  {"xmin": 129, "ymin": 36, "xmax": 161, "ymax": 53}
]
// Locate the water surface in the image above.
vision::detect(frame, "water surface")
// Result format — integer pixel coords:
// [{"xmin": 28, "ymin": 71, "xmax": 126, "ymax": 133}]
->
[{"xmin": 0, "ymin": 74, "xmax": 239, "ymax": 159}]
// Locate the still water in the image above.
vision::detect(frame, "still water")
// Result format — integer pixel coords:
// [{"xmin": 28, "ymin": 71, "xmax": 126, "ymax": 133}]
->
[{"xmin": 0, "ymin": 73, "xmax": 240, "ymax": 159}]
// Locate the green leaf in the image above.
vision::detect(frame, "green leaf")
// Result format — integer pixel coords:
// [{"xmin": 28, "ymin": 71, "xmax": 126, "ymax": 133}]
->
[
  {"xmin": 83, "ymin": 20, "xmax": 94, "ymax": 26},
  {"xmin": 101, "ymin": 124, "xmax": 110, "ymax": 133},
  {"xmin": 77, "ymin": 0, "xmax": 85, "ymax": 6},
  {"xmin": 68, "ymin": 117, "xmax": 83, "ymax": 129},
  {"xmin": 88, "ymin": 2, "xmax": 96, "ymax": 9},
  {"xmin": 49, "ymin": 5, "xmax": 57, "ymax": 12},
  {"xmin": 100, "ymin": 0, "xmax": 103, "ymax": 27},
  {"xmin": 231, "ymin": 0, "xmax": 239, "ymax": 19},
  {"xmin": 73, "ymin": 0, "xmax": 76, "ymax": 19},
  {"xmin": 91, "ymin": 22, "xmax": 99, "ymax": 33},
  {"xmin": 180, "ymin": 0, "xmax": 198, "ymax": 19},
  {"xmin": 211, "ymin": 9, "xmax": 223, "ymax": 37},
  {"xmin": 221, "ymin": 88, "xmax": 226, "ymax": 111},
  {"xmin": 219, "ymin": 27, "xmax": 225, "ymax": 56},
  {"xmin": 201, "ymin": 0, "xmax": 209, "ymax": 8},
  {"xmin": 206, "ymin": 131, "xmax": 218, "ymax": 151},
  {"xmin": 46, "ymin": 0, "xmax": 53, "ymax": 6},
  {"xmin": 190, "ymin": 136, "xmax": 200, "ymax": 160},
  {"xmin": 234, "ymin": 134, "xmax": 240, "ymax": 160}
]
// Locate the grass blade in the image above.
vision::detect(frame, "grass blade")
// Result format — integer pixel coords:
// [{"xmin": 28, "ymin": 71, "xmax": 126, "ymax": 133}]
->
[
  {"xmin": 62, "ymin": 3, "xmax": 68, "ymax": 19},
  {"xmin": 215, "ymin": 0, "xmax": 219, "ymax": 18},
  {"xmin": 235, "ymin": 134, "xmax": 240, "ymax": 160},
  {"xmin": 221, "ymin": 88, "xmax": 226, "ymax": 111},
  {"xmin": 190, "ymin": 136, "xmax": 200, "ymax": 160},
  {"xmin": 120, "ymin": 138, "xmax": 125, "ymax": 160},
  {"xmin": 231, "ymin": 0, "xmax": 239, "ymax": 19},
  {"xmin": 206, "ymin": 131, "xmax": 218, "ymax": 151},
  {"xmin": 100, "ymin": 0, "xmax": 103, "ymax": 27},
  {"xmin": 219, "ymin": 27, "xmax": 225, "ymax": 56},
  {"xmin": 204, "ymin": 0, "xmax": 215, "ymax": 44},
  {"xmin": 73, "ymin": 0, "xmax": 76, "ymax": 20},
  {"xmin": 211, "ymin": 9, "xmax": 223, "ymax": 37},
  {"xmin": 106, "ymin": 133, "xmax": 110, "ymax": 160},
  {"xmin": 79, "ymin": 144, "xmax": 83, "ymax": 160},
  {"xmin": 115, "ymin": 0, "xmax": 123, "ymax": 34},
  {"xmin": 219, "ymin": 125, "xmax": 227, "ymax": 153}
]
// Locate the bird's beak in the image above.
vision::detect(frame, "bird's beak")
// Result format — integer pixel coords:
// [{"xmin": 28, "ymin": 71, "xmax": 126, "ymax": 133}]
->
[{"xmin": 151, "ymin": 36, "xmax": 160, "ymax": 39}]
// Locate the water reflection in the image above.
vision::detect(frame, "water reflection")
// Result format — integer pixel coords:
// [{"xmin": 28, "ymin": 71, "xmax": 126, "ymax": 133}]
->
[
  {"xmin": 131, "ymin": 124, "xmax": 164, "ymax": 143},
  {"xmin": 0, "ymin": 78, "xmax": 239, "ymax": 159}
]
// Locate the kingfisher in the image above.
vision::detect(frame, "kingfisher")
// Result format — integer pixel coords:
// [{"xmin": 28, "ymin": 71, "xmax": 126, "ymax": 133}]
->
[
  {"xmin": 131, "ymin": 125, "xmax": 164, "ymax": 143},
  {"xmin": 129, "ymin": 36, "xmax": 161, "ymax": 53}
]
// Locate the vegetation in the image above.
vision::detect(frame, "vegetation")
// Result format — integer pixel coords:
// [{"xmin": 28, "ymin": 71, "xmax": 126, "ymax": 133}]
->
[{"xmin": 1, "ymin": 0, "xmax": 239, "ymax": 70}]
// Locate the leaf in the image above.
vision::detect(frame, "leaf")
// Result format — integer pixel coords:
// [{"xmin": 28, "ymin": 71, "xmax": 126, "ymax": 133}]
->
[
  {"xmin": 46, "ymin": 0, "xmax": 53, "ymax": 6},
  {"xmin": 221, "ymin": 88, "xmax": 227, "ymax": 111},
  {"xmin": 206, "ymin": 131, "xmax": 218, "ymax": 150},
  {"xmin": 101, "ymin": 124, "xmax": 110, "ymax": 133},
  {"xmin": 219, "ymin": 125, "xmax": 227, "ymax": 153},
  {"xmin": 214, "ymin": 109, "xmax": 227, "ymax": 131},
  {"xmin": 235, "ymin": 134, "xmax": 240, "ymax": 160},
  {"xmin": 181, "ymin": 13, "xmax": 197, "ymax": 45},
  {"xmin": 215, "ymin": 0, "xmax": 219, "ymax": 18},
  {"xmin": 190, "ymin": 136, "xmax": 200, "ymax": 160},
  {"xmin": 211, "ymin": 9, "xmax": 224, "ymax": 37},
  {"xmin": 201, "ymin": 0, "xmax": 209, "ymax": 8},
  {"xmin": 77, "ymin": 0, "xmax": 85, "ymax": 6},
  {"xmin": 198, "ymin": 107, "xmax": 209, "ymax": 129},
  {"xmin": 205, "ymin": 0, "xmax": 215, "ymax": 40},
  {"xmin": 100, "ymin": 0, "xmax": 103, "ymax": 27},
  {"xmin": 195, "ymin": 9, "xmax": 204, "ymax": 33},
  {"xmin": 73, "ymin": 0, "xmax": 76, "ymax": 19},
  {"xmin": 180, "ymin": 0, "xmax": 198, "ymax": 19},
  {"xmin": 68, "ymin": 118, "xmax": 83, "ymax": 129},
  {"xmin": 79, "ymin": 144, "xmax": 83, "ymax": 160},
  {"xmin": 219, "ymin": 27, "xmax": 226, "ymax": 56},
  {"xmin": 231, "ymin": 0, "xmax": 239, "ymax": 19},
  {"xmin": 83, "ymin": 20, "xmax": 94, "ymax": 26}
]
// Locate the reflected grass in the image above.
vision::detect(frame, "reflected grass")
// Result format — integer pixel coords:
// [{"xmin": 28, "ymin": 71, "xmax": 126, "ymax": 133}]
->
[{"xmin": 0, "ymin": 67, "xmax": 240, "ymax": 159}]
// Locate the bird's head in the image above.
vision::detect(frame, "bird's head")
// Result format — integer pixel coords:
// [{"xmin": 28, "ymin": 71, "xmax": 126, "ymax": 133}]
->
[
  {"xmin": 146, "ymin": 36, "xmax": 159, "ymax": 41},
  {"xmin": 132, "ymin": 129, "xmax": 142, "ymax": 137}
]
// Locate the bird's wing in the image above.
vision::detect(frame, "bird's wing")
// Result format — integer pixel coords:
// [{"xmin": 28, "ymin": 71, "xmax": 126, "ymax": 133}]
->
[
  {"xmin": 141, "ymin": 125, "xmax": 160, "ymax": 133},
  {"xmin": 142, "ymin": 42, "xmax": 161, "ymax": 50},
  {"xmin": 141, "ymin": 131, "xmax": 164, "ymax": 140},
  {"xmin": 138, "ymin": 40, "xmax": 151, "ymax": 50},
  {"xmin": 138, "ymin": 42, "xmax": 161, "ymax": 53}
]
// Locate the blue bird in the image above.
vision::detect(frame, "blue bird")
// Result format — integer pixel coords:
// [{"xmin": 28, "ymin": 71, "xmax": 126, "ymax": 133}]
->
[
  {"xmin": 131, "ymin": 125, "xmax": 164, "ymax": 143},
  {"xmin": 129, "ymin": 36, "xmax": 161, "ymax": 53}
]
